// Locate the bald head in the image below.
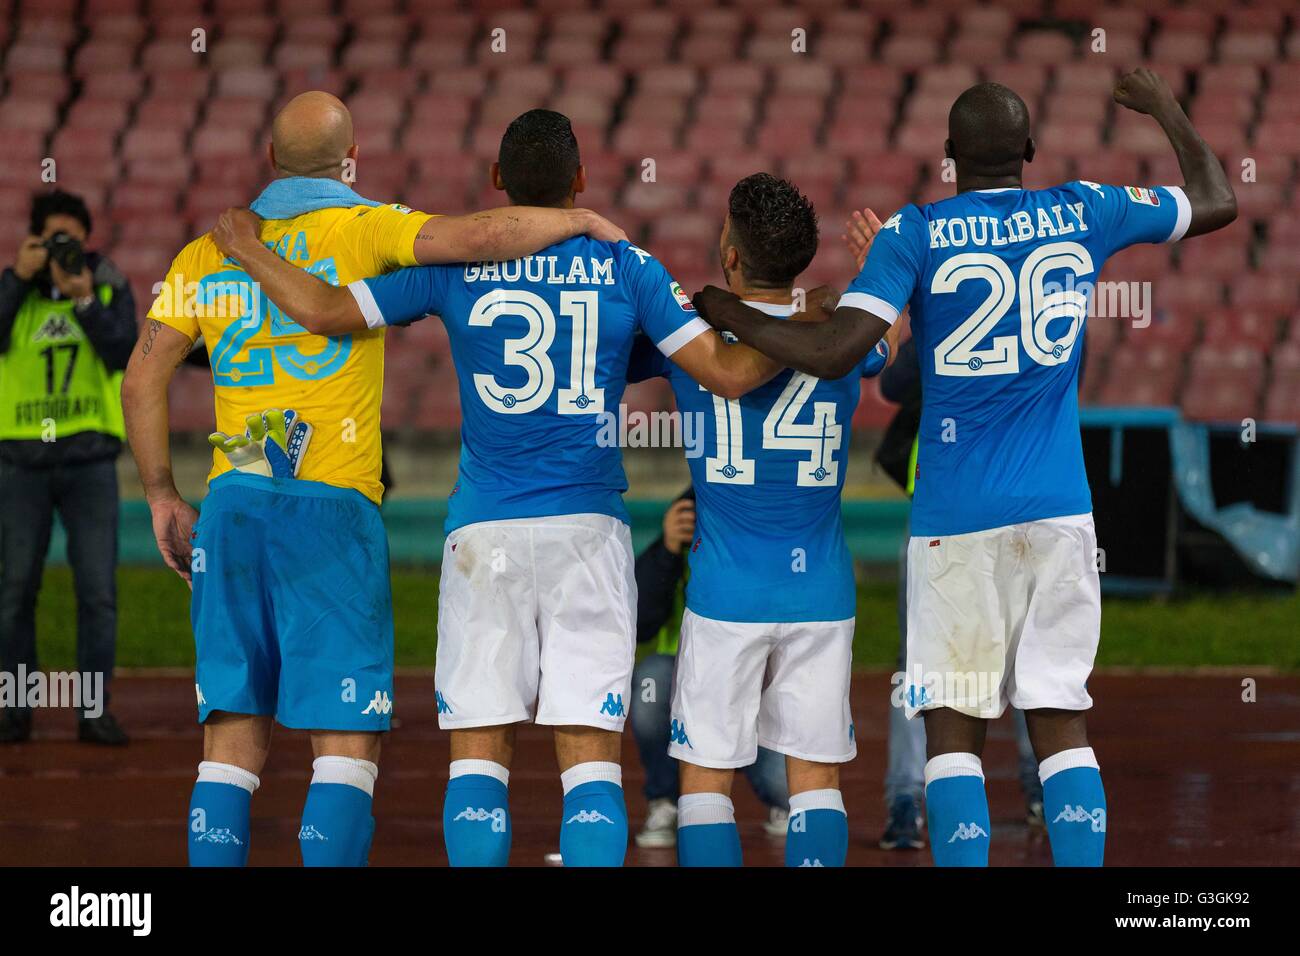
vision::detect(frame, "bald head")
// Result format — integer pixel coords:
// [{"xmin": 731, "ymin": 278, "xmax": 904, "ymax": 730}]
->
[
  {"xmin": 946, "ymin": 82, "xmax": 1033, "ymax": 179},
  {"xmin": 270, "ymin": 91, "xmax": 355, "ymax": 179}
]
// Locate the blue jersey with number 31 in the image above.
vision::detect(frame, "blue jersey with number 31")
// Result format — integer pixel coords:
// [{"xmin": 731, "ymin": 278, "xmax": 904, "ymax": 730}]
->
[
  {"xmin": 349, "ymin": 237, "xmax": 708, "ymax": 532},
  {"xmin": 844, "ymin": 181, "xmax": 1190, "ymax": 537}
]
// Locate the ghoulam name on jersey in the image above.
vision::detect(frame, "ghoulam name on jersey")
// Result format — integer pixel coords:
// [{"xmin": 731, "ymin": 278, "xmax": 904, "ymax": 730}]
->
[{"xmin": 347, "ymin": 237, "xmax": 709, "ymax": 532}]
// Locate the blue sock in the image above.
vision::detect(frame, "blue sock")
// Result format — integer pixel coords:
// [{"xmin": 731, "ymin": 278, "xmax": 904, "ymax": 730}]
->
[
  {"xmin": 299, "ymin": 756, "xmax": 378, "ymax": 867},
  {"xmin": 925, "ymin": 753, "xmax": 990, "ymax": 867},
  {"xmin": 677, "ymin": 792, "xmax": 742, "ymax": 867},
  {"xmin": 188, "ymin": 761, "xmax": 258, "ymax": 867},
  {"xmin": 443, "ymin": 760, "xmax": 511, "ymax": 866},
  {"xmin": 786, "ymin": 788, "xmax": 848, "ymax": 867},
  {"xmin": 1041, "ymin": 747, "xmax": 1106, "ymax": 867},
  {"xmin": 559, "ymin": 762, "xmax": 627, "ymax": 867}
]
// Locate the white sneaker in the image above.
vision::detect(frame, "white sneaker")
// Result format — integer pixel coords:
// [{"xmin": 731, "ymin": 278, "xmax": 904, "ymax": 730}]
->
[
  {"xmin": 635, "ymin": 798, "xmax": 678, "ymax": 848},
  {"xmin": 764, "ymin": 806, "xmax": 789, "ymax": 838}
]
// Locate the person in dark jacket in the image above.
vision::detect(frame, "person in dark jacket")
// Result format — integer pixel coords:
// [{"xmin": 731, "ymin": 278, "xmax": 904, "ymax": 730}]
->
[
  {"xmin": 629, "ymin": 486, "xmax": 789, "ymax": 848},
  {"xmin": 0, "ymin": 190, "xmax": 136, "ymax": 745}
]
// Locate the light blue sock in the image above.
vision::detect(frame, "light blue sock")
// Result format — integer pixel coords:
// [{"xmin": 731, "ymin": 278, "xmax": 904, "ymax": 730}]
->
[
  {"xmin": 925, "ymin": 753, "xmax": 990, "ymax": 867},
  {"xmin": 785, "ymin": 788, "xmax": 848, "ymax": 867},
  {"xmin": 188, "ymin": 761, "xmax": 258, "ymax": 867},
  {"xmin": 299, "ymin": 756, "xmax": 378, "ymax": 867},
  {"xmin": 443, "ymin": 760, "xmax": 511, "ymax": 866},
  {"xmin": 1041, "ymin": 747, "xmax": 1106, "ymax": 867},
  {"xmin": 677, "ymin": 792, "xmax": 742, "ymax": 867},
  {"xmin": 559, "ymin": 762, "xmax": 627, "ymax": 867}
]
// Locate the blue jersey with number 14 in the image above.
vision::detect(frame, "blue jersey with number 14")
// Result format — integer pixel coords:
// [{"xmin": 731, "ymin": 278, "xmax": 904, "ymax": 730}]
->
[
  {"xmin": 844, "ymin": 181, "xmax": 1190, "ymax": 537},
  {"xmin": 348, "ymin": 237, "xmax": 708, "ymax": 532},
  {"xmin": 631, "ymin": 301, "xmax": 888, "ymax": 624}
]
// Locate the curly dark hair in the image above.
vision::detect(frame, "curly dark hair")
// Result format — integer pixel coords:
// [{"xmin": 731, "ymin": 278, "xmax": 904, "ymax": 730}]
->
[
  {"xmin": 498, "ymin": 109, "xmax": 581, "ymax": 207},
  {"xmin": 30, "ymin": 189, "xmax": 92, "ymax": 236},
  {"xmin": 726, "ymin": 173, "xmax": 818, "ymax": 286}
]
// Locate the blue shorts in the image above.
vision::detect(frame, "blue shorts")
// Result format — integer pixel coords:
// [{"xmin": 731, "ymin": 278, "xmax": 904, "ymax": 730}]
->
[{"xmin": 191, "ymin": 472, "xmax": 395, "ymax": 731}]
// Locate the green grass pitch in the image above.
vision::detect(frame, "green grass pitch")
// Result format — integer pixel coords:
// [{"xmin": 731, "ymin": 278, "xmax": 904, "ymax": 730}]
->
[{"xmin": 28, "ymin": 566, "xmax": 1299, "ymax": 672}]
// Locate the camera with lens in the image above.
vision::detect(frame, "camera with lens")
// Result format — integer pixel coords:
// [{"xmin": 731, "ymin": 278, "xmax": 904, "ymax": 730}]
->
[{"xmin": 43, "ymin": 231, "xmax": 86, "ymax": 275}]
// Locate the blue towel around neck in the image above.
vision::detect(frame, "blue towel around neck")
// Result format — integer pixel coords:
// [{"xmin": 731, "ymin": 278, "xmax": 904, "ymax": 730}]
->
[{"xmin": 249, "ymin": 177, "xmax": 382, "ymax": 220}]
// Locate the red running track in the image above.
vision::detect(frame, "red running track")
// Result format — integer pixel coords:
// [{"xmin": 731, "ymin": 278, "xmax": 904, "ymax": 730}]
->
[{"xmin": 1, "ymin": 672, "xmax": 1296, "ymax": 866}]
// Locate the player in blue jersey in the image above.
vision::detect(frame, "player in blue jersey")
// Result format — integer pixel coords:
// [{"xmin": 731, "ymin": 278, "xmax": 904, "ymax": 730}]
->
[
  {"xmin": 628, "ymin": 174, "xmax": 894, "ymax": 867},
  {"xmin": 692, "ymin": 70, "xmax": 1237, "ymax": 867},
  {"xmin": 213, "ymin": 110, "xmax": 793, "ymax": 866}
]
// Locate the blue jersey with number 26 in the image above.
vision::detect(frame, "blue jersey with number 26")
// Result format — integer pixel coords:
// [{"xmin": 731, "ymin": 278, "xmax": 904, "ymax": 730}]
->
[
  {"xmin": 843, "ymin": 181, "xmax": 1190, "ymax": 537},
  {"xmin": 348, "ymin": 237, "xmax": 708, "ymax": 532},
  {"xmin": 631, "ymin": 301, "xmax": 888, "ymax": 624}
]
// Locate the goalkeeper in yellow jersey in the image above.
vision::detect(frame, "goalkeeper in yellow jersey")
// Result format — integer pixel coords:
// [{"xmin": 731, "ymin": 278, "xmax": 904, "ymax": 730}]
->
[{"xmin": 121, "ymin": 92, "xmax": 626, "ymax": 867}]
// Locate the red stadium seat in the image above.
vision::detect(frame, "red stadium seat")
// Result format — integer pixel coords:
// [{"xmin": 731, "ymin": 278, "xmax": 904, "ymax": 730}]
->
[
  {"xmin": 1218, "ymin": 31, "xmax": 1279, "ymax": 65},
  {"xmin": 146, "ymin": 69, "xmax": 212, "ymax": 102},
  {"xmin": 1200, "ymin": 310, "xmax": 1285, "ymax": 351},
  {"xmin": 1230, "ymin": 276, "xmax": 1300, "ymax": 312},
  {"xmin": 0, "ymin": 97, "xmax": 58, "ymax": 131}
]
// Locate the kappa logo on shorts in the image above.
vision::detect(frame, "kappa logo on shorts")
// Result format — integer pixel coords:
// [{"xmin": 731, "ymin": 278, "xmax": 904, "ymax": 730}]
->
[
  {"xmin": 599, "ymin": 692, "xmax": 625, "ymax": 717},
  {"xmin": 362, "ymin": 691, "xmax": 393, "ymax": 715},
  {"xmin": 947, "ymin": 822, "xmax": 989, "ymax": 843},
  {"xmin": 1053, "ymin": 804, "xmax": 1107, "ymax": 833},
  {"xmin": 194, "ymin": 827, "xmax": 243, "ymax": 846},
  {"xmin": 669, "ymin": 718, "xmax": 692, "ymax": 748},
  {"xmin": 298, "ymin": 825, "xmax": 329, "ymax": 842},
  {"xmin": 435, "ymin": 691, "xmax": 453, "ymax": 715},
  {"xmin": 195, "ymin": 684, "xmax": 206, "ymax": 707},
  {"xmin": 565, "ymin": 810, "xmax": 615, "ymax": 825},
  {"xmin": 452, "ymin": 806, "xmax": 508, "ymax": 833},
  {"xmin": 906, "ymin": 684, "xmax": 930, "ymax": 708}
]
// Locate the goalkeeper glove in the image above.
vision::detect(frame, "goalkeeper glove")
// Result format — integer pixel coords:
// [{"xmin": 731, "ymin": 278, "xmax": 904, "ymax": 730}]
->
[{"xmin": 209, "ymin": 408, "xmax": 313, "ymax": 479}]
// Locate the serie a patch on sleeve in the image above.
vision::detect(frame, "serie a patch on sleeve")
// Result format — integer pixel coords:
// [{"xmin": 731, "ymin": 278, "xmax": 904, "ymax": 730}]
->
[
  {"xmin": 669, "ymin": 281, "xmax": 693, "ymax": 311},
  {"xmin": 1124, "ymin": 186, "xmax": 1160, "ymax": 206}
]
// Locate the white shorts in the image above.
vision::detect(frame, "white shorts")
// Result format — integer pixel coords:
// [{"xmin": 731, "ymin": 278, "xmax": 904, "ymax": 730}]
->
[
  {"xmin": 904, "ymin": 513, "xmax": 1101, "ymax": 720},
  {"xmin": 435, "ymin": 513, "xmax": 636, "ymax": 731},
  {"xmin": 668, "ymin": 609, "xmax": 857, "ymax": 769}
]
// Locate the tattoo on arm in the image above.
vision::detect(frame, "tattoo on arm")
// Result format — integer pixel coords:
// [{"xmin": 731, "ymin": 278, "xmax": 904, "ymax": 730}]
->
[{"xmin": 141, "ymin": 319, "xmax": 161, "ymax": 357}]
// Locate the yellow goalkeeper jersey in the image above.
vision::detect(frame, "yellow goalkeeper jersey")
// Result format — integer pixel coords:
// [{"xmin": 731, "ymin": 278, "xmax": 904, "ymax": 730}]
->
[{"xmin": 149, "ymin": 201, "xmax": 432, "ymax": 504}]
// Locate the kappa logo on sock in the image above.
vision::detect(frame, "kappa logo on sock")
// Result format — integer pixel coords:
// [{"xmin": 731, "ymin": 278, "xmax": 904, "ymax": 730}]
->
[
  {"xmin": 565, "ymin": 810, "xmax": 615, "ymax": 825},
  {"xmin": 797, "ymin": 858, "xmax": 824, "ymax": 867},
  {"xmin": 1053, "ymin": 805, "xmax": 1107, "ymax": 833},
  {"xmin": 947, "ymin": 822, "xmax": 989, "ymax": 843},
  {"xmin": 599, "ymin": 692, "xmax": 625, "ymax": 717},
  {"xmin": 361, "ymin": 691, "xmax": 393, "ymax": 715},
  {"xmin": 194, "ymin": 827, "xmax": 243, "ymax": 846},
  {"xmin": 452, "ymin": 806, "xmax": 508, "ymax": 833},
  {"xmin": 298, "ymin": 825, "xmax": 329, "ymax": 842}
]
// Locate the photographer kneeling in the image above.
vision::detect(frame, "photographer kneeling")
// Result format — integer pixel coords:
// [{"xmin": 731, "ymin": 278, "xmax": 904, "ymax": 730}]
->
[{"xmin": 0, "ymin": 190, "xmax": 136, "ymax": 744}]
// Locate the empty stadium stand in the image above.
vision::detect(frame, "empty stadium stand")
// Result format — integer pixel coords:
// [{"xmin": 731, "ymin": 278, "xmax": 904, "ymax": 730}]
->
[{"xmin": 0, "ymin": 0, "xmax": 1295, "ymax": 432}]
